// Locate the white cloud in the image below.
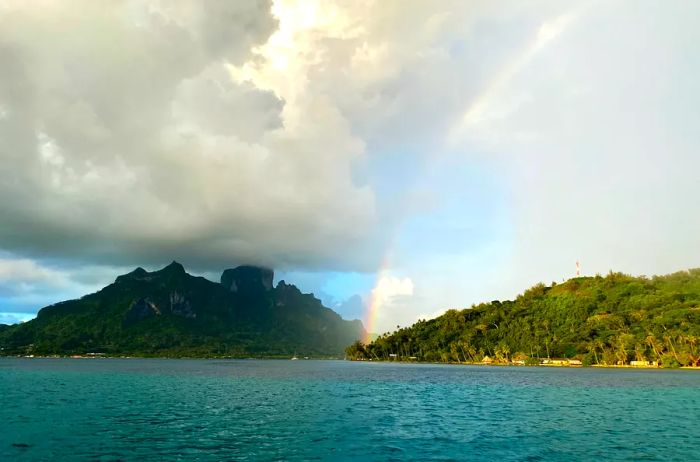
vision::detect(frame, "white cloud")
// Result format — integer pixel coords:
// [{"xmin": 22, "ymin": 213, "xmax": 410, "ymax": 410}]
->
[
  {"xmin": 367, "ymin": 274, "xmax": 415, "ymax": 332},
  {"xmin": 371, "ymin": 275, "xmax": 413, "ymax": 306},
  {"xmin": 0, "ymin": 257, "xmax": 125, "ymax": 309},
  {"xmin": 0, "ymin": 258, "xmax": 69, "ymax": 286}
]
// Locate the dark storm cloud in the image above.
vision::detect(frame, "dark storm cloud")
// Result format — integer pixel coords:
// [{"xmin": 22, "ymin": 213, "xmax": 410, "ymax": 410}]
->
[{"xmin": 0, "ymin": 0, "xmax": 380, "ymax": 273}]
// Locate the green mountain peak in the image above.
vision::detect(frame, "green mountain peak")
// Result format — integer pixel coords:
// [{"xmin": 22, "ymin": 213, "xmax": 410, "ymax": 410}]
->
[{"xmin": 0, "ymin": 262, "xmax": 365, "ymax": 358}]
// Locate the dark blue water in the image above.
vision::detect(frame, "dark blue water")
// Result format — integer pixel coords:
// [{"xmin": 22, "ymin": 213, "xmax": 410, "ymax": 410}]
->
[{"xmin": 1, "ymin": 359, "xmax": 699, "ymax": 461}]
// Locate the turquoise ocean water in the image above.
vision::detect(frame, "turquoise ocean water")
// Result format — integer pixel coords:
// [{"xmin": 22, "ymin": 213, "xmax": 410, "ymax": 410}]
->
[{"xmin": 1, "ymin": 358, "xmax": 699, "ymax": 461}]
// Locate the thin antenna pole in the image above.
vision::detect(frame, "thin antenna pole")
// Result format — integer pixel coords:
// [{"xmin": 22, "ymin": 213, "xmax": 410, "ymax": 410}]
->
[{"xmin": 576, "ymin": 260, "xmax": 581, "ymax": 277}]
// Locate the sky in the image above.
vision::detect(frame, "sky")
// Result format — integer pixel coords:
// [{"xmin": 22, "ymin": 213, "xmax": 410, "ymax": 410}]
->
[{"xmin": 1, "ymin": 1, "xmax": 699, "ymax": 333}]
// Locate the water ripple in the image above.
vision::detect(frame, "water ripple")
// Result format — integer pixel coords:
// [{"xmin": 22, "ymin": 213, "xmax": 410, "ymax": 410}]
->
[{"xmin": 1, "ymin": 359, "xmax": 699, "ymax": 461}]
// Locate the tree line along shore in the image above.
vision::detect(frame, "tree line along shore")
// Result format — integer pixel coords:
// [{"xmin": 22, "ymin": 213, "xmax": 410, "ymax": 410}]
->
[{"xmin": 346, "ymin": 270, "xmax": 700, "ymax": 368}]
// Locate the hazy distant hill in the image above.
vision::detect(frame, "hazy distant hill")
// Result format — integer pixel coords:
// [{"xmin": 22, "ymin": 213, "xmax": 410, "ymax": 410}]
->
[
  {"xmin": 0, "ymin": 262, "xmax": 364, "ymax": 357},
  {"xmin": 348, "ymin": 269, "xmax": 700, "ymax": 367}
]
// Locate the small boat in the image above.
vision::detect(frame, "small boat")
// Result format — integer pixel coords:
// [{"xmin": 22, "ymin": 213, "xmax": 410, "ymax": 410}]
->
[{"xmin": 291, "ymin": 352, "xmax": 298, "ymax": 360}]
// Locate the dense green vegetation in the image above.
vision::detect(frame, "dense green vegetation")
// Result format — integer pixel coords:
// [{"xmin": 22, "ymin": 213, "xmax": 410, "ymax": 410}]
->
[
  {"xmin": 0, "ymin": 262, "xmax": 364, "ymax": 358},
  {"xmin": 347, "ymin": 270, "xmax": 700, "ymax": 367}
]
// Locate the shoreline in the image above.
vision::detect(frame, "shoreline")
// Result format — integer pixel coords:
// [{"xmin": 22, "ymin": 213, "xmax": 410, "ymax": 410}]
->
[
  {"xmin": 3, "ymin": 355, "xmax": 700, "ymax": 369},
  {"xmin": 0, "ymin": 354, "xmax": 341, "ymax": 361},
  {"xmin": 346, "ymin": 358, "xmax": 700, "ymax": 369}
]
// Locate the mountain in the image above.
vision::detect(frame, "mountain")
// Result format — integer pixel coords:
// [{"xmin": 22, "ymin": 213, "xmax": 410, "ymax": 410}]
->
[
  {"xmin": 0, "ymin": 262, "xmax": 365, "ymax": 357},
  {"xmin": 347, "ymin": 269, "xmax": 700, "ymax": 367}
]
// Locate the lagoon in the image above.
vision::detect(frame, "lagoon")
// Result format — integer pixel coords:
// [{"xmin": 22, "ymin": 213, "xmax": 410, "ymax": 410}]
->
[{"xmin": 1, "ymin": 358, "xmax": 699, "ymax": 461}]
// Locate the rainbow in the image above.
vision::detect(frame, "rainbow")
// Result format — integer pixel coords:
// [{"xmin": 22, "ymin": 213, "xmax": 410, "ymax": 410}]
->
[
  {"xmin": 362, "ymin": 254, "xmax": 392, "ymax": 343},
  {"xmin": 363, "ymin": 9, "xmax": 582, "ymax": 343},
  {"xmin": 448, "ymin": 9, "xmax": 579, "ymax": 145}
]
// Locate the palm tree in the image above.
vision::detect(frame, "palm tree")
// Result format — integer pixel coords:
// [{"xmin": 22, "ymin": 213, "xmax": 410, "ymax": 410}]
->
[
  {"xmin": 646, "ymin": 334, "xmax": 663, "ymax": 361},
  {"xmin": 501, "ymin": 344, "xmax": 511, "ymax": 362},
  {"xmin": 663, "ymin": 334, "xmax": 680, "ymax": 363},
  {"xmin": 689, "ymin": 335, "xmax": 699, "ymax": 360},
  {"xmin": 587, "ymin": 340, "xmax": 599, "ymax": 364}
]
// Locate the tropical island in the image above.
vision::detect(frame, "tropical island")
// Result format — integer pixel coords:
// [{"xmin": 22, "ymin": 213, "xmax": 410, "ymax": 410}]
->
[
  {"xmin": 0, "ymin": 262, "xmax": 365, "ymax": 358},
  {"xmin": 346, "ymin": 269, "xmax": 700, "ymax": 368},
  {"xmin": 3, "ymin": 263, "xmax": 700, "ymax": 367}
]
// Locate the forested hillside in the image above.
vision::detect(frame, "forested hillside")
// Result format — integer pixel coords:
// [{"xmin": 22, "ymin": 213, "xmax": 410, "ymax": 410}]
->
[
  {"xmin": 347, "ymin": 270, "xmax": 700, "ymax": 367},
  {"xmin": 0, "ymin": 263, "xmax": 364, "ymax": 357}
]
